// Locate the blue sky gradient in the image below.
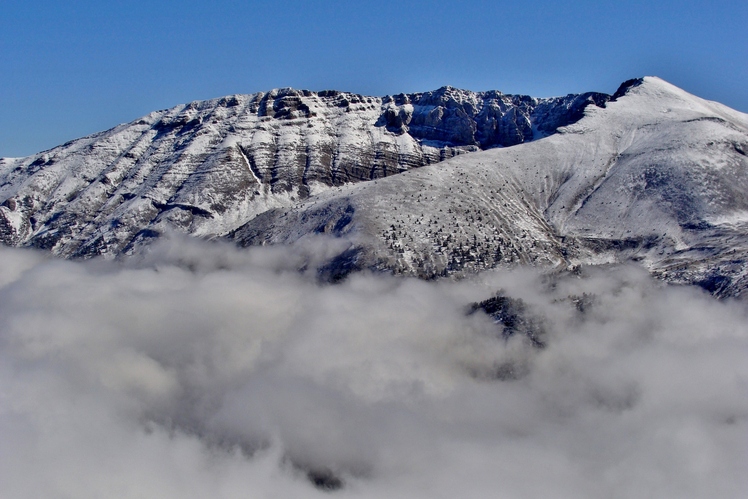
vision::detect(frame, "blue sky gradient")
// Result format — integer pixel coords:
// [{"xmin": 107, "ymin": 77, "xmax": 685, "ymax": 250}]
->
[{"xmin": 2, "ymin": 0, "xmax": 747, "ymax": 157}]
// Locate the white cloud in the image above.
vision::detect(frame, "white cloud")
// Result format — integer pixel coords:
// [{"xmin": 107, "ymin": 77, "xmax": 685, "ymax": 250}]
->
[{"xmin": 0, "ymin": 241, "xmax": 746, "ymax": 498}]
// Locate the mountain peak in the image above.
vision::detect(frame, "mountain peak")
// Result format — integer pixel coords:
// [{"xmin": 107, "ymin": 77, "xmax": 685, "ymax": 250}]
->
[{"xmin": 610, "ymin": 77, "xmax": 646, "ymax": 100}]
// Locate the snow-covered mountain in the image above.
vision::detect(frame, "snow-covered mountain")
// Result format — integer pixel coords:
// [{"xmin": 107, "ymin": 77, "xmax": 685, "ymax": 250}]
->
[
  {"xmin": 2, "ymin": 77, "xmax": 748, "ymax": 296},
  {"xmin": 0, "ymin": 86, "xmax": 604, "ymax": 257},
  {"xmin": 229, "ymin": 78, "xmax": 748, "ymax": 296}
]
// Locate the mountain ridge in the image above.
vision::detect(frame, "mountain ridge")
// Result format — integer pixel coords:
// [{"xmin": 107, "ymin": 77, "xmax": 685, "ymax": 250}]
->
[
  {"xmin": 2, "ymin": 76, "xmax": 748, "ymax": 297},
  {"xmin": 0, "ymin": 84, "xmax": 609, "ymax": 256}
]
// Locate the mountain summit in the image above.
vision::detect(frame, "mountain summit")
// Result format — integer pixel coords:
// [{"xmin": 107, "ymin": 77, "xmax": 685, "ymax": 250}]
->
[{"xmin": 2, "ymin": 77, "xmax": 748, "ymax": 296}]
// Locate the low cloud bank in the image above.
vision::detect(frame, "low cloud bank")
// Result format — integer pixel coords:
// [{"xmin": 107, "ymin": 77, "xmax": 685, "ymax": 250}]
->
[{"xmin": 1, "ymin": 238, "xmax": 747, "ymax": 498}]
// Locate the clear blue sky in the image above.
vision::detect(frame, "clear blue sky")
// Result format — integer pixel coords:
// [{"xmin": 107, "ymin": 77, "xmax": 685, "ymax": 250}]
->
[{"xmin": 2, "ymin": 0, "xmax": 746, "ymax": 157}]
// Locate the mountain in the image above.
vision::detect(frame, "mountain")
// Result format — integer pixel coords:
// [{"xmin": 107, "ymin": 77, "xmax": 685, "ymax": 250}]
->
[
  {"xmin": 2, "ymin": 77, "xmax": 748, "ymax": 296},
  {"xmin": 229, "ymin": 78, "xmax": 748, "ymax": 296},
  {"xmin": 0, "ymin": 86, "xmax": 605, "ymax": 257}
]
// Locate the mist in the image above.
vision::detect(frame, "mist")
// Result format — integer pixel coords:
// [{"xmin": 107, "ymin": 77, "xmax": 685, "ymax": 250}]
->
[{"xmin": 0, "ymin": 238, "xmax": 746, "ymax": 498}]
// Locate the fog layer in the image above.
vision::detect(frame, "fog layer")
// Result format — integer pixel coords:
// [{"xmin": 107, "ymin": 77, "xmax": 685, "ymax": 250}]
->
[{"xmin": 1, "ymin": 239, "xmax": 746, "ymax": 498}]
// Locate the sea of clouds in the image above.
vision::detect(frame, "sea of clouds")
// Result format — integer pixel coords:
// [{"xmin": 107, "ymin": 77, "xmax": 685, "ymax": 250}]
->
[{"xmin": 0, "ymin": 237, "xmax": 746, "ymax": 498}]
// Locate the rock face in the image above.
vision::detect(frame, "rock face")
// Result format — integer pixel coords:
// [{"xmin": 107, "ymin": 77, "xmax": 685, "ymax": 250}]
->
[
  {"xmin": 377, "ymin": 87, "xmax": 608, "ymax": 147},
  {"xmin": 0, "ymin": 86, "xmax": 606, "ymax": 258}
]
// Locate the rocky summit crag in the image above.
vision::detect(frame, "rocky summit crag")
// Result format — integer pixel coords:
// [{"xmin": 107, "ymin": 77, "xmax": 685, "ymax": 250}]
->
[{"xmin": 2, "ymin": 78, "xmax": 748, "ymax": 297}]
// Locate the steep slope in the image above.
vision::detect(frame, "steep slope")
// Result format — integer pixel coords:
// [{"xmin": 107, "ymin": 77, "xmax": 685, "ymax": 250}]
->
[
  {"xmin": 0, "ymin": 87, "xmax": 605, "ymax": 257},
  {"xmin": 227, "ymin": 78, "xmax": 748, "ymax": 296}
]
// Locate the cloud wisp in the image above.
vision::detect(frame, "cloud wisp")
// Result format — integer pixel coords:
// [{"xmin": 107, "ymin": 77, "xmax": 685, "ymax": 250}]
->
[{"xmin": 0, "ymin": 239, "xmax": 746, "ymax": 498}]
